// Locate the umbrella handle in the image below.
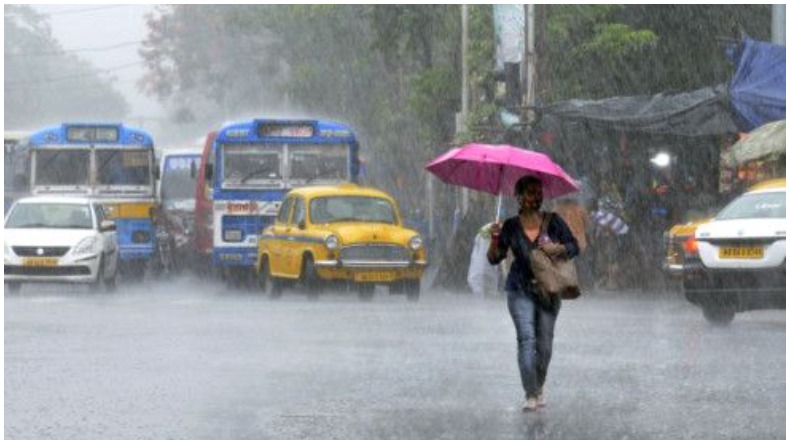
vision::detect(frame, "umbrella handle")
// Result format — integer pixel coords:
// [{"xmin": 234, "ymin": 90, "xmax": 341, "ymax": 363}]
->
[{"xmin": 495, "ymin": 193, "xmax": 502, "ymax": 224}]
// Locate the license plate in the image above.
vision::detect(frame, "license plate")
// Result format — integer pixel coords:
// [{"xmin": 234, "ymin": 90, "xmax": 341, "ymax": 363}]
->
[
  {"xmin": 719, "ymin": 246, "xmax": 764, "ymax": 259},
  {"xmin": 354, "ymin": 271, "xmax": 396, "ymax": 282},
  {"xmin": 22, "ymin": 257, "xmax": 58, "ymax": 267}
]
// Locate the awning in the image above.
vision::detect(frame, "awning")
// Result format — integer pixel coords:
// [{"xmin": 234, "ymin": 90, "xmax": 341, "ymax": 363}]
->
[{"xmin": 723, "ymin": 119, "xmax": 786, "ymax": 166}]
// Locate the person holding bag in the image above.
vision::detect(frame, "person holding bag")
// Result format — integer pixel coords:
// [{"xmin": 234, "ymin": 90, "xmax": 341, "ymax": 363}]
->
[{"xmin": 486, "ymin": 175, "xmax": 579, "ymax": 412}]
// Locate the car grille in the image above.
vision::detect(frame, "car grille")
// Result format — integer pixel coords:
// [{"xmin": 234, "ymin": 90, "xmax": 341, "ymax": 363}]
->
[
  {"xmin": 4, "ymin": 265, "xmax": 91, "ymax": 276},
  {"xmin": 340, "ymin": 245, "xmax": 411, "ymax": 262},
  {"xmin": 11, "ymin": 246, "xmax": 71, "ymax": 257}
]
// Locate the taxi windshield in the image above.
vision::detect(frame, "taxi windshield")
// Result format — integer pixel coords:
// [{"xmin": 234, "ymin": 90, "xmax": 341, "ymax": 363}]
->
[
  {"xmin": 310, "ymin": 196, "xmax": 396, "ymax": 224},
  {"xmin": 716, "ymin": 191, "xmax": 785, "ymax": 220}
]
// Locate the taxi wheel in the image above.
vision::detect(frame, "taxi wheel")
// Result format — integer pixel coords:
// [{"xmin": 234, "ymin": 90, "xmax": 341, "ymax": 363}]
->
[
  {"xmin": 302, "ymin": 256, "xmax": 322, "ymax": 299},
  {"xmin": 259, "ymin": 257, "xmax": 282, "ymax": 299},
  {"xmin": 405, "ymin": 279, "xmax": 421, "ymax": 301},
  {"xmin": 6, "ymin": 282, "xmax": 21, "ymax": 294},
  {"xmin": 702, "ymin": 304, "xmax": 735, "ymax": 326},
  {"xmin": 357, "ymin": 283, "xmax": 375, "ymax": 301}
]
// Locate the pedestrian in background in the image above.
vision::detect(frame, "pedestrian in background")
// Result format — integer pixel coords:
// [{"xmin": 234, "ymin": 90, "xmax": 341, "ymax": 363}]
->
[{"xmin": 487, "ymin": 175, "xmax": 579, "ymax": 411}]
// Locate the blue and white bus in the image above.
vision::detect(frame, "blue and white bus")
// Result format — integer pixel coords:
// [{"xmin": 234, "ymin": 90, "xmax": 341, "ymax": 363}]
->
[
  {"xmin": 208, "ymin": 118, "xmax": 361, "ymax": 284},
  {"xmin": 25, "ymin": 123, "xmax": 157, "ymax": 280}
]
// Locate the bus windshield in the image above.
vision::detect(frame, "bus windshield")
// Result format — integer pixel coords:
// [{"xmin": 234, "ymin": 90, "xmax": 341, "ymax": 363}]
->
[
  {"xmin": 161, "ymin": 158, "xmax": 198, "ymax": 209},
  {"xmin": 96, "ymin": 149, "xmax": 152, "ymax": 186},
  {"xmin": 289, "ymin": 144, "xmax": 348, "ymax": 184},
  {"xmin": 34, "ymin": 150, "xmax": 90, "ymax": 186},
  {"xmin": 222, "ymin": 144, "xmax": 283, "ymax": 187}
]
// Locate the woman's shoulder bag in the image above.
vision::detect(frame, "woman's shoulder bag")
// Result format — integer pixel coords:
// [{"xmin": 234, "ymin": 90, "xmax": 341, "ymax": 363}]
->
[{"xmin": 529, "ymin": 212, "xmax": 581, "ymax": 300}]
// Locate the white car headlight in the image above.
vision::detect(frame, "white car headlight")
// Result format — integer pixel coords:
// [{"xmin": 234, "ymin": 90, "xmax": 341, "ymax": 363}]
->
[
  {"xmin": 325, "ymin": 234, "xmax": 339, "ymax": 250},
  {"xmin": 72, "ymin": 236, "xmax": 100, "ymax": 256},
  {"xmin": 409, "ymin": 235, "xmax": 423, "ymax": 251}
]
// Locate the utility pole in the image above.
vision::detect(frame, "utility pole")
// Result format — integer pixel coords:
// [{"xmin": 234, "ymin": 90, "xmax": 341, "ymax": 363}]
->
[
  {"xmin": 523, "ymin": 5, "xmax": 536, "ymax": 127},
  {"xmin": 772, "ymin": 4, "xmax": 786, "ymax": 45},
  {"xmin": 460, "ymin": 4, "xmax": 470, "ymax": 215}
]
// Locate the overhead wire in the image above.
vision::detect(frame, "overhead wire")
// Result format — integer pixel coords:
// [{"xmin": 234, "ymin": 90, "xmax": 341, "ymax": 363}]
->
[
  {"xmin": 5, "ymin": 61, "xmax": 146, "ymax": 88},
  {"xmin": 6, "ymin": 41, "xmax": 143, "ymax": 58}
]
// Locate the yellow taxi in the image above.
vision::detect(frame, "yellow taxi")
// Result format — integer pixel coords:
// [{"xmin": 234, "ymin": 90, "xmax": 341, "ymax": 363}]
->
[{"xmin": 256, "ymin": 183, "xmax": 427, "ymax": 300}]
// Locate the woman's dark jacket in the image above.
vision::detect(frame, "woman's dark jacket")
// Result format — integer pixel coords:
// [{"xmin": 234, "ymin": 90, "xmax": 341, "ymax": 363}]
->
[{"xmin": 488, "ymin": 211, "xmax": 580, "ymax": 293}]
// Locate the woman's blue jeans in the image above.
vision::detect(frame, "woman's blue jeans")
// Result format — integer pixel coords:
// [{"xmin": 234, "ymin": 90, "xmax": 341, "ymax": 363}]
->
[{"xmin": 507, "ymin": 288, "xmax": 560, "ymax": 398}]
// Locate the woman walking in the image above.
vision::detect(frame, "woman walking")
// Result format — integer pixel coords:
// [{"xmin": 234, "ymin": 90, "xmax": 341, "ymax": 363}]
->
[{"xmin": 487, "ymin": 175, "xmax": 579, "ymax": 411}]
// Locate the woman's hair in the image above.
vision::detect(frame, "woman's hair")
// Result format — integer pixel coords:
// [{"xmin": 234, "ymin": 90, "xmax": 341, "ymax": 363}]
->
[{"xmin": 514, "ymin": 175, "xmax": 542, "ymax": 196}]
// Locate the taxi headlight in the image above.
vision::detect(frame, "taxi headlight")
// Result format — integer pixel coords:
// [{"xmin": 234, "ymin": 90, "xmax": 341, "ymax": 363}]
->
[
  {"xmin": 325, "ymin": 234, "xmax": 339, "ymax": 250},
  {"xmin": 4, "ymin": 242, "xmax": 14, "ymax": 258},
  {"xmin": 409, "ymin": 235, "xmax": 423, "ymax": 251},
  {"xmin": 73, "ymin": 236, "xmax": 100, "ymax": 255}
]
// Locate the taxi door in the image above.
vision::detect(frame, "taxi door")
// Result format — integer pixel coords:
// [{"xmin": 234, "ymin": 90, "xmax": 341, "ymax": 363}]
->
[
  {"xmin": 283, "ymin": 197, "xmax": 307, "ymax": 277},
  {"xmin": 268, "ymin": 196, "xmax": 293, "ymax": 276}
]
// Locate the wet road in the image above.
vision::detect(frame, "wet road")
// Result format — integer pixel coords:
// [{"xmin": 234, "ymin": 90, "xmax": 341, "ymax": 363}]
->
[{"xmin": 4, "ymin": 276, "xmax": 785, "ymax": 439}]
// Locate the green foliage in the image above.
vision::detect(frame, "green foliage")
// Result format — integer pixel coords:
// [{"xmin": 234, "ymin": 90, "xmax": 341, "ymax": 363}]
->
[
  {"xmin": 409, "ymin": 66, "xmax": 459, "ymax": 145},
  {"xmin": 136, "ymin": 4, "xmax": 773, "ymax": 215}
]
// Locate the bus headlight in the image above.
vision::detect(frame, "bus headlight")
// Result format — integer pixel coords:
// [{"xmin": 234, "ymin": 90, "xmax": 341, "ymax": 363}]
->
[
  {"xmin": 324, "ymin": 234, "xmax": 339, "ymax": 250},
  {"xmin": 409, "ymin": 235, "xmax": 423, "ymax": 251}
]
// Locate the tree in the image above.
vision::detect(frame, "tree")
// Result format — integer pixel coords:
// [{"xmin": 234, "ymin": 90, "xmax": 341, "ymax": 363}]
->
[{"xmin": 4, "ymin": 5, "xmax": 128, "ymax": 129}]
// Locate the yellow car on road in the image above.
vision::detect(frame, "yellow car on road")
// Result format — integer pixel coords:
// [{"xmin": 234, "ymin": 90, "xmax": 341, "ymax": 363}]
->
[{"xmin": 256, "ymin": 183, "xmax": 427, "ymax": 300}]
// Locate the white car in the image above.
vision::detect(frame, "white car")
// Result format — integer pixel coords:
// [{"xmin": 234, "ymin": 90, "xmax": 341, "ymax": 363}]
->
[
  {"xmin": 4, "ymin": 196, "xmax": 119, "ymax": 293},
  {"xmin": 682, "ymin": 178, "xmax": 786, "ymax": 325}
]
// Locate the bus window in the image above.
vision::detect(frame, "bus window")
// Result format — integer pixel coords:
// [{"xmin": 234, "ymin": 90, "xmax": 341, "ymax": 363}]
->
[
  {"xmin": 34, "ymin": 150, "xmax": 90, "ymax": 186},
  {"xmin": 289, "ymin": 144, "xmax": 347, "ymax": 184}
]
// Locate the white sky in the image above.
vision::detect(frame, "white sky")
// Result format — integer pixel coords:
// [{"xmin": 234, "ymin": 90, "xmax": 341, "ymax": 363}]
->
[{"xmin": 31, "ymin": 4, "xmax": 165, "ymax": 127}]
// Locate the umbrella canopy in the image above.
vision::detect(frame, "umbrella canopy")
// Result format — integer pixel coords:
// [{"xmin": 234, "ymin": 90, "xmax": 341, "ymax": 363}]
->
[
  {"xmin": 726, "ymin": 119, "xmax": 786, "ymax": 166},
  {"xmin": 425, "ymin": 143, "xmax": 580, "ymax": 199}
]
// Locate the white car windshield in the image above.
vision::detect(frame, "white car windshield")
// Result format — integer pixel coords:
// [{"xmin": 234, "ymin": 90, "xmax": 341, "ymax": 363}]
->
[
  {"xmin": 716, "ymin": 191, "xmax": 786, "ymax": 220},
  {"xmin": 5, "ymin": 202, "xmax": 93, "ymax": 229},
  {"xmin": 310, "ymin": 196, "xmax": 396, "ymax": 224}
]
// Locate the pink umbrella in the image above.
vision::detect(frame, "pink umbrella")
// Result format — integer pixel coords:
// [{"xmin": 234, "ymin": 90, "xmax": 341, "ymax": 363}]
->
[{"xmin": 425, "ymin": 143, "xmax": 579, "ymax": 221}]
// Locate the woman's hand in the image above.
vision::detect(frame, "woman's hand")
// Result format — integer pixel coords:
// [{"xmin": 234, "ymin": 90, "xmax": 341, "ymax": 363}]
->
[
  {"xmin": 488, "ymin": 222, "xmax": 501, "ymax": 240},
  {"xmin": 487, "ymin": 222, "xmax": 502, "ymax": 263}
]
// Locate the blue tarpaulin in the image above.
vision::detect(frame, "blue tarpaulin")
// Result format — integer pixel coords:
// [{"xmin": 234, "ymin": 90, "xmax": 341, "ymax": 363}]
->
[{"xmin": 728, "ymin": 38, "xmax": 786, "ymax": 132}]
